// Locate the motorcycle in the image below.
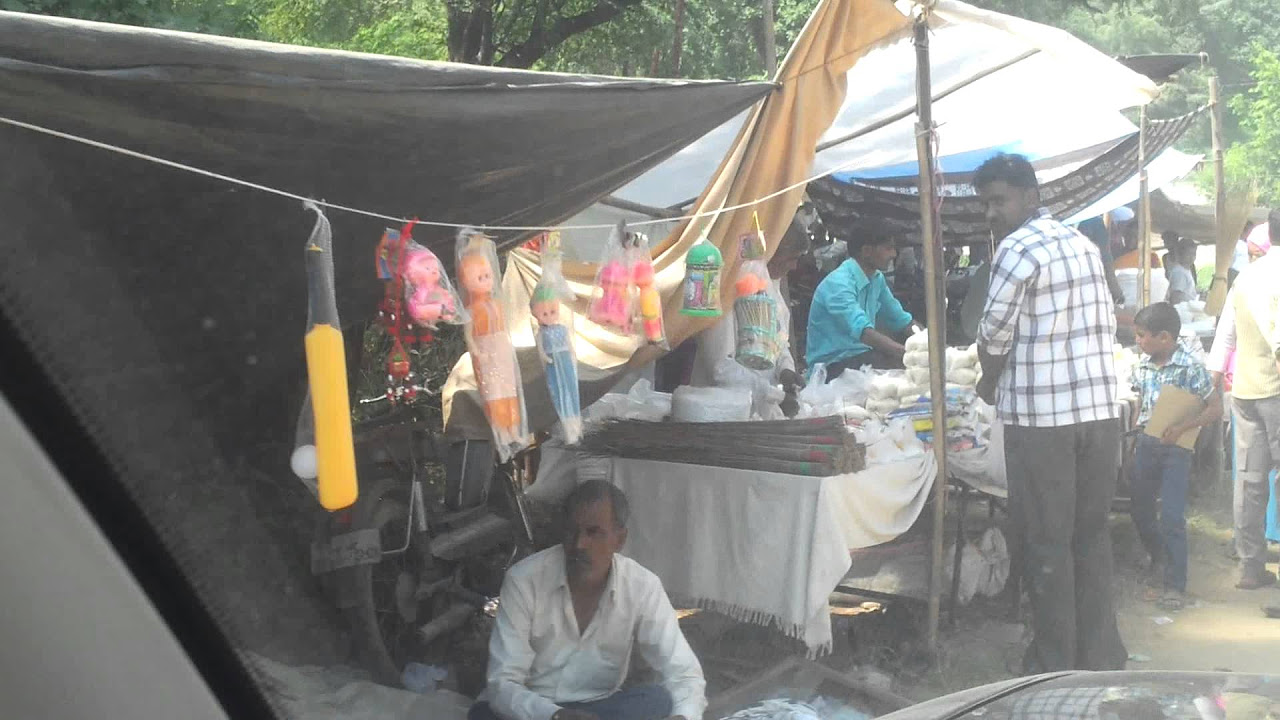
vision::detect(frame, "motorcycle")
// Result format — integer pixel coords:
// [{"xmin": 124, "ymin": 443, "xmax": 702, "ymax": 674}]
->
[{"xmin": 309, "ymin": 388, "xmax": 535, "ymax": 686}]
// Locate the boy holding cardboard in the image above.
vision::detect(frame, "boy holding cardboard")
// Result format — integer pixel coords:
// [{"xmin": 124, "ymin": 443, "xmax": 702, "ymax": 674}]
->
[{"xmin": 1129, "ymin": 303, "xmax": 1222, "ymax": 610}]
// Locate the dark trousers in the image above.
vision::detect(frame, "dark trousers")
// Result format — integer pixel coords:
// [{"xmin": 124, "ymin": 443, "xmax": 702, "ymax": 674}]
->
[
  {"xmin": 1129, "ymin": 435, "xmax": 1192, "ymax": 592},
  {"xmin": 469, "ymin": 685, "xmax": 673, "ymax": 720},
  {"xmin": 1005, "ymin": 419, "xmax": 1127, "ymax": 672}
]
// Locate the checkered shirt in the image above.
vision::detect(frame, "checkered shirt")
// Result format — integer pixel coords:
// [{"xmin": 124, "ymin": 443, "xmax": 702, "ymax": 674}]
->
[
  {"xmin": 1130, "ymin": 347, "xmax": 1215, "ymax": 427},
  {"xmin": 978, "ymin": 208, "xmax": 1119, "ymax": 427}
]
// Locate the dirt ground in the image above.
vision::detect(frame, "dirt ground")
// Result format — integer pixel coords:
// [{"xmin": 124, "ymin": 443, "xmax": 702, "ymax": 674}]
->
[
  {"xmin": 893, "ymin": 480, "xmax": 1280, "ymax": 703},
  {"xmin": 684, "ymin": 473, "xmax": 1280, "ymax": 713}
]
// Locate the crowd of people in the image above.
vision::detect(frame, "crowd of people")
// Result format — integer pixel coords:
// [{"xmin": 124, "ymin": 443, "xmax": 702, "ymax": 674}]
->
[{"xmin": 463, "ymin": 152, "xmax": 1278, "ymax": 720}]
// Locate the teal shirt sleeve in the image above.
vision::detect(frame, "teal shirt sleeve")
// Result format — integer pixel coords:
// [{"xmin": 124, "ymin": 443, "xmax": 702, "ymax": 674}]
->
[
  {"xmin": 873, "ymin": 279, "xmax": 913, "ymax": 333},
  {"xmin": 824, "ymin": 280, "xmax": 873, "ymax": 342}
]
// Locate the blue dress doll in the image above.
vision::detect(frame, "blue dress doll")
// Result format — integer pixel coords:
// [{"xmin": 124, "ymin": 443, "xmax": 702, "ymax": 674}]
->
[{"xmin": 532, "ymin": 283, "xmax": 582, "ymax": 444}]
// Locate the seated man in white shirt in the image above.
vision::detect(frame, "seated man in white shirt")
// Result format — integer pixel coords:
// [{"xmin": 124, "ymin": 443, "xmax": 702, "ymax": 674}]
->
[{"xmin": 471, "ymin": 480, "xmax": 706, "ymax": 720}]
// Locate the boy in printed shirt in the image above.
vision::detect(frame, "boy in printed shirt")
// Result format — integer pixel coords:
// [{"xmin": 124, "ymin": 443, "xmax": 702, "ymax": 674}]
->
[{"xmin": 1129, "ymin": 303, "xmax": 1222, "ymax": 610}]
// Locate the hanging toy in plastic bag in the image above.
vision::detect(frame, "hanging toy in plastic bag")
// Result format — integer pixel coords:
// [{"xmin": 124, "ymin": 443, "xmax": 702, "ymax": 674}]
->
[
  {"xmin": 456, "ymin": 228, "xmax": 529, "ymax": 461},
  {"xmin": 733, "ymin": 212, "xmax": 780, "ymax": 371},
  {"xmin": 588, "ymin": 221, "xmax": 637, "ymax": 335},
  {"xmin": 300, "ymin": 201, "xmax": 358, "ymax": 510},
  {"xmin": 374, "ymin": 222, "xmax": 466, "ymax": 405},
  {"xmin": 681, "ymin": 235, "xmax": 724, "ymax": 317},
  {"xmin": 530, "ymin": 232, "xmax": 583, "ymax": 444},
  {"xmin": 402, "ymin": 240, "xmax": 463, "ymax": 329},
  {"xmin": 627, "ymin": 231, "xmax": 668, "ymax": 348}
]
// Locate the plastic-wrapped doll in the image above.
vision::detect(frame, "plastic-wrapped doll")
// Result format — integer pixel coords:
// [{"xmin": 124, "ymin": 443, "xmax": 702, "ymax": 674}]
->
[
  {"xmin": 402, "ymin": 243, "xmax": 462, "ymax": 329},
  {"xmin": 531, "ymin": 284, "xmax": 582, "ymax": 444},
  {"xmin": 455, "ymin": 229, "xmax": 528, "ymax": 460},
  {"xmin": 531, "ymin": 236, "xmax": 582, "ymax": 443},
  {"xmin": 628, "ymin": 232, "xmax": 667, "ymax": 348},
  {"xmin": 588, "ymin": 223, "xmax": 636, "ymax": 335}
]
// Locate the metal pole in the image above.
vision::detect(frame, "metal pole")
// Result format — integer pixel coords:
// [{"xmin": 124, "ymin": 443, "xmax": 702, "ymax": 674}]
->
[
  {"xmin": 1138, "ymin": 105, "xmax": 1151, "ymax": 307},
  {"xmin": 913, "ymin": 8, "xmax": 949, "ymax": 656}
]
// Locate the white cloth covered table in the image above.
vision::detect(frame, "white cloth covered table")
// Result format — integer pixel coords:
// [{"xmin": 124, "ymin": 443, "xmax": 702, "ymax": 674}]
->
[{"xmin": 529, "ymin": 445, "xmax": 936, "ymax": 654}]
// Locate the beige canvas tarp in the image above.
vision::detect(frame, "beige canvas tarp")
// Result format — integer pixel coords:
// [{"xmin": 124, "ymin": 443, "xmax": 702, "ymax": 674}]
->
[{"xmin": 443, "ymin": 0, "xmax": 911, "ymax": 438}]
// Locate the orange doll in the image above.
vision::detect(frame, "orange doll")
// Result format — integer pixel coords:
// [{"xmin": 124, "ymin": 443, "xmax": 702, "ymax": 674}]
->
[{"xmin": 456, "ymin": 231, "xmax": 527, "ymax": 458}]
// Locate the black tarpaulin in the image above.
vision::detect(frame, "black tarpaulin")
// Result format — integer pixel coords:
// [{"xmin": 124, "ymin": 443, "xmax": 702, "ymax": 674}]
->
[
  {"xmin": 808, "ymin": 107, "xmax": 1204, "ymax": 246},
  {"xmin": 0, "ymin": 11, "xmax": 770, "ymax": 448},
  {"xmin": 0, "ymin": 11, "xmax": 772, "ymax": 254}
]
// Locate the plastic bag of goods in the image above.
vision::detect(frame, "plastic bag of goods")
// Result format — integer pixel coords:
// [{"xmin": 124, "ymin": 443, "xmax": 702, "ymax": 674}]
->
[
  {"xmin": 828, "ymin": 365, "xmax": 872, "ymax": 406},
  {"xmin": 455, "ymin": 228, "xmax": 530, "ymax": 462},
  {"xmin": 531, "ymin": 234, "xmax": 583, "ymax": 444},
  {"xmin": 587, "ymin": 222, "xmax": 638, "ymax": 336},
  {"xmin": 671, "ymin": 385, "xmax": 751, "ymax": 422},
  {"xmin": 628, "ymin": 231, "xmax": 668, "ymax": 349},
  {"xmin": 714, "ymin": 357, "xmax": 785, "ymax": 420}
]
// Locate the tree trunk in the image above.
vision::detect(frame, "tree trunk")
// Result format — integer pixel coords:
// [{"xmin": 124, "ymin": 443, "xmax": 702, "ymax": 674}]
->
[
  {"xmin": 671, "ymin": 0, "xmax": 685, "ymax": 77},
  {"xmin": 649, "ymin": 47, "xmax": 661, "ymax": 76},
  {"xmin": 760, "ymin": 0, "xmax": 777, "ymax": 78}
]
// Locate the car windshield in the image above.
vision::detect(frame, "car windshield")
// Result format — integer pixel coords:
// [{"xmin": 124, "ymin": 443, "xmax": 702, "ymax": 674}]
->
[
  {"xmin": 956, "ymin": 673, "xmax": 1280, "ymax": 720},
  {"xmin": 3, "ymin": 3, "xmax": 1280, "ymax": 720}
]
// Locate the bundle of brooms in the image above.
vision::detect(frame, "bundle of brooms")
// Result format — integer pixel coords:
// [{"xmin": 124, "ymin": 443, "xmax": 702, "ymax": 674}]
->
[{"xmin": 576, "ymin": 416, "xmax": 865, "ymax": 476}]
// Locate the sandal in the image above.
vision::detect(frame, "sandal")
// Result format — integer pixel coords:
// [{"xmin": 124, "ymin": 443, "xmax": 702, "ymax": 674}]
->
[{"xmin": 1158, "ymin": 591, "xmax": 1186, "ymax": 612}]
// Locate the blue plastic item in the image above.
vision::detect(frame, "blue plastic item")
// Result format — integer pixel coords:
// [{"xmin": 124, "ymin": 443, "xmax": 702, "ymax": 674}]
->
[{"xmin": 402, "ymin": 663, "xmax": 448, "ymax": 694}]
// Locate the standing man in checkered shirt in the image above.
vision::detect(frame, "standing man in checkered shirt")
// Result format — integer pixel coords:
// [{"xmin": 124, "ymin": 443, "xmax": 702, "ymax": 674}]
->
[{"xmin": 973, "ymin": 153, "xmax": 1127, "ymax": 673}]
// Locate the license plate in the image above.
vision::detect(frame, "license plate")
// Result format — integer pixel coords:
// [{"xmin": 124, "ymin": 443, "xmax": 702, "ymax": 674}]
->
[{"xmin": 311, "ymin": 528, "xmax": 382, "ymax": 574}]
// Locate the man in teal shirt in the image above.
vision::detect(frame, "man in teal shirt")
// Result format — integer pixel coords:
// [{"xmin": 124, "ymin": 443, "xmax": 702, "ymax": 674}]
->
[{"xmin": 806, "ymin": 229, "xmax": 914, "ymax": 381}]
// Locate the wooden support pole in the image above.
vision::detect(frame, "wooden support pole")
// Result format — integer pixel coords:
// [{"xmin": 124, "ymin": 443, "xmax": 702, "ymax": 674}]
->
[
  {"xmin": 913, "ymin": 9, "xmax": 949, "ymax": 656},
  {"xmin": 1138, "ymin": 105, "xmax": 1151, "ymax": 307}
]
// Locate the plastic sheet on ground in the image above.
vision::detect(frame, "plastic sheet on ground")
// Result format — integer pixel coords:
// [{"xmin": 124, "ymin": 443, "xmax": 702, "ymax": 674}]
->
[{"xmin": 244, "ymin": 652, "xmax": 471, "ymax": 720}]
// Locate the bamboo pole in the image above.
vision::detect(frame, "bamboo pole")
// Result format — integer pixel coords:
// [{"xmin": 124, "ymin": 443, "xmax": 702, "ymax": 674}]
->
[
  {"xmin": 1138, "ymin": 105, "xmax": 1151, "ymax": 307},
  {"xmin": 912, "ymin": 9, "xmax": 949, "ymax": 656}
]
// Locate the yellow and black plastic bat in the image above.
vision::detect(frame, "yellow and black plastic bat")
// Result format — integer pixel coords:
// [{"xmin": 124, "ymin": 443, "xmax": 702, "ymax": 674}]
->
[{"xmin": 302, "ymin": 202, "xmax": 358, "ymax": 510}]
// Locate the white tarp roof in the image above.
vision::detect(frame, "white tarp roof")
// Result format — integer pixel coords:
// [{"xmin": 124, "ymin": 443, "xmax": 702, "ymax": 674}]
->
[{"xmin": 558, "ymin": 0, "xmax": 1164, "ymax": 260}]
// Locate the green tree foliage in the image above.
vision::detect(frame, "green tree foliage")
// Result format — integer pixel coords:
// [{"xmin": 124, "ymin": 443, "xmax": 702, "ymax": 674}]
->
[
  {"xmin": 7, "ymin": 0, "xmax": 1280, "ymax": 188},
  {"xmin": 1224, "ymin": 47, "xmax": 1280, "ymax": 202}
]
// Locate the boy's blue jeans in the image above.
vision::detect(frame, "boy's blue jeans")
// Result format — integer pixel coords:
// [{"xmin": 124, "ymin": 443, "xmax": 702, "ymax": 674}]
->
[{"xmin": 1129, "ymin": 435, "xmax": 1192, "ymax": 592}]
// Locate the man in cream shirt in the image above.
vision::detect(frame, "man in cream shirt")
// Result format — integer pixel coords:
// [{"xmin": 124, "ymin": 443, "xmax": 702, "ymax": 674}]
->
[{"xmin": 470, "ymin": 480, "xmax": 705, "ymax": 720}]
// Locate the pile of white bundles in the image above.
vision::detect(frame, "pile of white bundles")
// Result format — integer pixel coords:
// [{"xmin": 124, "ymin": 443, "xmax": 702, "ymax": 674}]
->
[
  {"xmin": 869, "ymin": 329, "xmax": 990, "ymax": 453},
  {"xmin": 583, "ymin": 379, "xmax": 671, "ymax": 422},
  {"xmin": 900, "ymin": 329, "xmax": 981, "ymax": 392},
  {"xmin": 794, "ymin": 365, "xmax": 928, "ymax": 465}
]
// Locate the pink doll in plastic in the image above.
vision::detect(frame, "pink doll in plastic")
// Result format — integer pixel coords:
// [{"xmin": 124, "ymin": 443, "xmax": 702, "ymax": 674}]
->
[
  {"xmin": 590, "ymin": 259, "xmax": 632, "ymax": 332},
  {"xmin": 403, "ymin": 248, "xmax": 457, "ymax": 328}
]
